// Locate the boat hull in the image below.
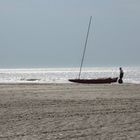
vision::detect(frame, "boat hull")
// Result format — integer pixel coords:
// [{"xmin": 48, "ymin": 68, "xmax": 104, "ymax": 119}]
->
[{"xmin": 69, "ymin": 77, "xmax": 118, "ymax": 84}]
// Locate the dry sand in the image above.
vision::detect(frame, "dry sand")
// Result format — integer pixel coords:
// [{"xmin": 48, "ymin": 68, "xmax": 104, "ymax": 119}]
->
[{"xmin": 0, "ymin": 83, "xmax": 140, "ymax": 140}]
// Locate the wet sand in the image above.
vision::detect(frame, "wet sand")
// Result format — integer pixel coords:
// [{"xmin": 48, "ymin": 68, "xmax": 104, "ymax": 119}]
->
[{"xmin": 0, "ymin": 83, "xmax": 140, "ymax": 140}]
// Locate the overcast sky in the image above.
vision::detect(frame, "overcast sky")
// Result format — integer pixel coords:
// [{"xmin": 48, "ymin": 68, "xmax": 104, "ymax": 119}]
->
[{"xmin": 0, "ymin": 0, "xmax": 140, "ymax": 68}]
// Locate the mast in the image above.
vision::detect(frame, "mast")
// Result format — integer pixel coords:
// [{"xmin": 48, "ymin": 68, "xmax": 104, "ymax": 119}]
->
[{"xmin": 78, "ymin": 16, "xmax": 92, "ymax": 79}]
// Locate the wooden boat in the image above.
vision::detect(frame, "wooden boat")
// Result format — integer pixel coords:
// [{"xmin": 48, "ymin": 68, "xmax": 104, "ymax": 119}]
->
[
  {"xmin": 69, "ymin": 77, "xmax": 118, "ymax": 84},
  {"xmin": 69, "ymin": 16, "xmax": 118, "ymax": 84}
]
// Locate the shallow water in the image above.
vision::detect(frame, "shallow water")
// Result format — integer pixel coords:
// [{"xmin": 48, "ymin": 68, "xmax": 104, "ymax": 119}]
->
[{"xmin": 0, "ymin": 67, "xmax": 140, "ymax": 84}]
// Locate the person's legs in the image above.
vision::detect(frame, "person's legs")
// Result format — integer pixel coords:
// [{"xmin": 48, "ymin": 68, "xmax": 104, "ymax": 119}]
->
[{"xmin": 118, "ymin": 78, "xmax": 123, "ymax": 84}]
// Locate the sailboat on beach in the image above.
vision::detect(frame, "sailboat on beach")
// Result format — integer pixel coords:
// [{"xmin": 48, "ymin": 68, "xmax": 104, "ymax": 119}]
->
[{"xmin": 69, "ymin": 16, "xmax": 118, "ymax": 84}]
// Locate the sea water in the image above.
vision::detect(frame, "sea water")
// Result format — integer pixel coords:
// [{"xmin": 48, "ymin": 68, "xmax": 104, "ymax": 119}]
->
[{"xmin": 0, "ymin": 67, "xmax": 140, "ymax": 84}]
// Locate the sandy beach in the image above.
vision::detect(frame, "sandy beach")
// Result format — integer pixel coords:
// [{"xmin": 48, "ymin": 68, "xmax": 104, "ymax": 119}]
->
[{"xmin": 0, "ymin": 83, "xmax": 140, "ymax": 140}]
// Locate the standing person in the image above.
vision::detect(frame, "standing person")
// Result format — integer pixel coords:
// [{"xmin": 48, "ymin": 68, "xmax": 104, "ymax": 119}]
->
[{"xmin": 118, "ymin": 67, "xmax": 124, "ymax": 84}]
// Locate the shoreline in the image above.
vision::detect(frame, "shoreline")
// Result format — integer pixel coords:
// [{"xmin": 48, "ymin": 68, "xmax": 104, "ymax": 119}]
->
[{"xmin": 0, "ymin": 82, "xmax": 138, "ymax": 85}]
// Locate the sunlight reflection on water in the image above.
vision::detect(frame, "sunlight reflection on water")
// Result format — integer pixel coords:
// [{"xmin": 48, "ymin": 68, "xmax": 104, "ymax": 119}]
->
[{"xmin": 0, "ymin": 67, "xmax": 140, "ymax": 84}]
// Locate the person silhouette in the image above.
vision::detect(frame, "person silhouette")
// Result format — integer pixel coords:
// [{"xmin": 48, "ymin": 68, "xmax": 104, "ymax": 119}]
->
[{"xmin": 118, "ymin": 67, "xmax": 124, "ymax": 84}]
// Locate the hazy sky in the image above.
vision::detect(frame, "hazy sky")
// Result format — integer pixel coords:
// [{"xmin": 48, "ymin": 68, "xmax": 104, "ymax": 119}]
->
[{"xmin": 0, "ymin": 0, "xmax": 140, "ymax": 68}]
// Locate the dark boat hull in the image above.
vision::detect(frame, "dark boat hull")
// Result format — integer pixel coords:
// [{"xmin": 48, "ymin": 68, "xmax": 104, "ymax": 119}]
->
[{"xmin": 69, "ymin": 77, "xmax": 118, "ymax": 84}]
